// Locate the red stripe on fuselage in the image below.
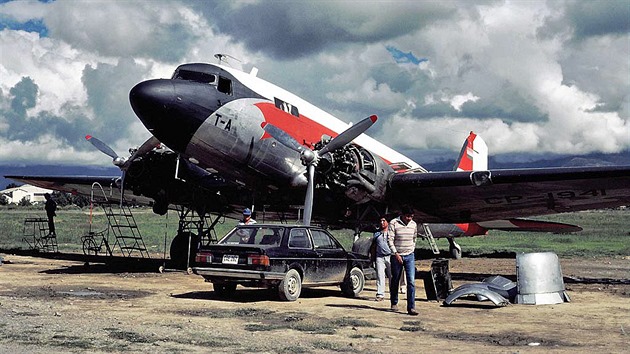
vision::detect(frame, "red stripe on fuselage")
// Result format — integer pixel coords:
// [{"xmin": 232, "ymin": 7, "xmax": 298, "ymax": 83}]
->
[
  {"xmin": 255, "ymin": 102, "xmax": 393, "ymax": 165},
  {"xmin": 255, "ymin": 102, "xmax": 337, "ymax": 148}
]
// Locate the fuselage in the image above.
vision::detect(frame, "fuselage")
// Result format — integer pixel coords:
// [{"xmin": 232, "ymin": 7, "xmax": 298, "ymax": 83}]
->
[
  {"xmin": 129, "ymin": 62, "xmax": 420, "ymax": 194},
  {"xmin": 128, "ymin": 62, "xmax": 502, "ymax": 239}
]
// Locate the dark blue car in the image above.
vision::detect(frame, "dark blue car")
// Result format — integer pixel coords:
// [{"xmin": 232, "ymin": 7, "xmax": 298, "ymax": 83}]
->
[{"xmin": 193, "ymin": 224, "xmax": 373, "ymax": 301}]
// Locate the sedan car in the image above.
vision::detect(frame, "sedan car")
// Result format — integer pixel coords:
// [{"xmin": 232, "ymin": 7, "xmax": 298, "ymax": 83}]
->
[{"xmin": 193, "ymin": 224, "xmax": 373, "ymax": 301}]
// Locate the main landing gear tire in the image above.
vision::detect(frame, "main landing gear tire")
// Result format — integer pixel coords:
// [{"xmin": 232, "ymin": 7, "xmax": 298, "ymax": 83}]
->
[
  {"xmin": 278, "ymin": 269, "xmax": 302, "ymax": 301},
  {"xmin": 170, "ymin": 231, "xmax": 199, "ymax": 270},
  {"xmin": 341, "ymin": 267, "xmax": 365, "ymax": 297},
  {"xmin": 213, "ymin": 282, "xmax": 237, "ymax": 298}
]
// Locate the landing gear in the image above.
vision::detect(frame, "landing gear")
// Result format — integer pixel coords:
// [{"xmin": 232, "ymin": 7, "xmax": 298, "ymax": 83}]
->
[
  {"xmin": 166, "ymin": 206, "xmax": 223, "ymax": 270},
  {"xmin": 170, "ymin": 231, "xmax": 199, "ymax": 269},
  {"xmin": 448, "ymin": 237, "xmax": 462, "ymax": 259}
]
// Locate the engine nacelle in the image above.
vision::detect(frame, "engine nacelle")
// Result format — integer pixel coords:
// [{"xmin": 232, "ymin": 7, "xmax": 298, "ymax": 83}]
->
[{"xmin": 317, "ymin": 144, "xmax": 393, "ymax": 204}]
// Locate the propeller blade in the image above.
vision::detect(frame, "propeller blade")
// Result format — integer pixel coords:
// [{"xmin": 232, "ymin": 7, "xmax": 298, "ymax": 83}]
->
[
  {"xmin": 303, "ymin": 164, "xmax": 315, "ymax": 226},
  {"xmin": 85, "ymin": 135, "xmax": 119, "ymax": 160},
  {"xmin": 318, "ymin": 115, "xmax": 377, "ymax": 156},
  {"xmin": 262, "ymin": 115, "xmax": 377, "ymax": 226},
  {"xmin": 123, "ymin": 136, "xmax": 160, "ymax": 169},
  {"xmin": 261, "ymin": 122, "xmax": 305, "ymax": 153}
]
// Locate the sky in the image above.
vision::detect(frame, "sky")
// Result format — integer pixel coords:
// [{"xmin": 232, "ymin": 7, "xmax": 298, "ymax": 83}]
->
[{"xmin": 0, "ymin": 0, "xmax": 628, "ymax": 167}]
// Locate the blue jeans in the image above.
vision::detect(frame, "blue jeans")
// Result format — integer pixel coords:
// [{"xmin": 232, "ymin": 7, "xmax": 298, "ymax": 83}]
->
[{"xmin": 390, "ymin": 253, "xmax": 415, "ymax": 311}]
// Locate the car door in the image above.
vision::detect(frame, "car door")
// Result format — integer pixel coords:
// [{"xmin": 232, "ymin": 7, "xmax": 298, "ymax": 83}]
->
[
  {"xmin": 310, "ymin": 229, "xmax": 348, "ymax": 284},
  {"xmin": 286, "ymin": 228, "xmax": 318, "ymax": 284}
]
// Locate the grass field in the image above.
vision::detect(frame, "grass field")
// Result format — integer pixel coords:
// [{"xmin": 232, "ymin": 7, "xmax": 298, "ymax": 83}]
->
[
  {"xmin": 0, "ymin": 206, "xmax": 628, "ymax": 257},
  {"xmin": 435, "ymin": 209, "xmax": 630, "ymax": 257}
]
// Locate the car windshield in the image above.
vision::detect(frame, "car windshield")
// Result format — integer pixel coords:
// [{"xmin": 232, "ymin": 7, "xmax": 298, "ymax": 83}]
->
[{"xmin": 220, "ymin": 226, "xmax": 284, "ymax": 246}]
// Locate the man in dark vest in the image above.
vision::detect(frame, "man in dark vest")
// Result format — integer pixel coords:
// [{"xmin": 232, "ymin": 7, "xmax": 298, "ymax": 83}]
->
[{"xmin": 44, "ymin": 193, "xmax": 57, "ymax": 237}]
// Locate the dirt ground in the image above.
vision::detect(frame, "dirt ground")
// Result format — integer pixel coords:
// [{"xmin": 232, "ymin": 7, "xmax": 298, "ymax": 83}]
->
[{"xmin": 0, "ymin": 253, "xmax": 628, "ymax": 353}]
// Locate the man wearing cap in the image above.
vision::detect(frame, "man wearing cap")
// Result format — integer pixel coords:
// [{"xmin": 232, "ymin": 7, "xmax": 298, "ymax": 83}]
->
[
  {"xmin": 238, "ymin": 208, "xmax": 257, "ymax": 225},
  {"xmin": 387, "ymin": 205, "xmax": 418, "ymax": 316}
]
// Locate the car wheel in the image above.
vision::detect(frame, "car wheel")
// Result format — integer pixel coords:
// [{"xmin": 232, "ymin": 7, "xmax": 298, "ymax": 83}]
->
[
  {"xmin": 213, "ymin": 282, "xmax": 237, "ymax": 298},
  {"xmin": 341, "ymin": 267, "xmax": 365, "ymax": 297},
  {"xmin": 278, "ymin": 269, "xmax": 302, "ymax": 301}
]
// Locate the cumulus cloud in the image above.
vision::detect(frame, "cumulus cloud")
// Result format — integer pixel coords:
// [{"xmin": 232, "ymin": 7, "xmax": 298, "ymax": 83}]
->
[
  {"xmin": 44, "ymin": 0, "xmax": 200, "ymax": 62},
  {"xmin": 0, "ymin": 0, "xmax": 628, "ymax": 167},
  {"xmin": 197, "ymin": 1, "xmax": 456, "ymax": 59}
]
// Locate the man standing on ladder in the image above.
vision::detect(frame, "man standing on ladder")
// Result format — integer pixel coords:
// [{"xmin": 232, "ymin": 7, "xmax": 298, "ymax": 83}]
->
[{"xmin": 44, "ymin": 193, "xmax": 57, "ymax": 237}]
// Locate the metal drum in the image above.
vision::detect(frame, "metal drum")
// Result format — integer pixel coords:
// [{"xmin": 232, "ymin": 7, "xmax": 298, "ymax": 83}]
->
[{"xmin": 515, "ymin": 252, "xmax": 570, "ymax": 305}]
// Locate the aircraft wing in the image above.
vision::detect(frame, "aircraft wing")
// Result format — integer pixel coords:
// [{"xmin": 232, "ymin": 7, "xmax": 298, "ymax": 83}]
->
[
  {"xmin": 389, "ymin": 165, "xmax": 630, "ymax": 223},
  {"xmin": 4, "ymin": 175, "xmax": 153, "ymax": 205}
]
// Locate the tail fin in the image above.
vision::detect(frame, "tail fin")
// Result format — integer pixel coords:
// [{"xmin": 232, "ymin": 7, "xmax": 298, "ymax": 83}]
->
[{"xmin": 454, "ymin": 131, "xmax": 488, "ymax": 171}]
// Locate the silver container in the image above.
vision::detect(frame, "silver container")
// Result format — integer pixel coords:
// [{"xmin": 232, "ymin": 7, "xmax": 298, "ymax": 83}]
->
[{"xmin": 515, "ymin": 252, "xmax": 570, "ymax": 305}]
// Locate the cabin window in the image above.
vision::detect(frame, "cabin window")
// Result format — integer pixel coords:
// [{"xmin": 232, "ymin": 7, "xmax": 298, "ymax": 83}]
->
[{"xmin": 274, "ymin": 98, "xmax": 299, "ymax": 117}]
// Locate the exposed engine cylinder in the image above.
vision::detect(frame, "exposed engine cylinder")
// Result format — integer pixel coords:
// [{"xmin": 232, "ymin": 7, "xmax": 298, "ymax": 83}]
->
[{"xmin": 316, "ymin": 143, "xmax": 393, "ymax": 203}]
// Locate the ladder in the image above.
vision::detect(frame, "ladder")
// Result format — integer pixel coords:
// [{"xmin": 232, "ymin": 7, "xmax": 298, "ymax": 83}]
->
[
  {"xmin": 90, "ymin": 182, "xmax": 150, "ymax": 258},
  {"xmin": 22, "ymin": 217, "xmax": 58, "ymax": 253},
  {"xmin": 421, "ymin": 223, "xmax": 441, "ymax": 255},
  {"xmin": 102, "ymin": 203, "xmax": 150, "ymax": 258}
]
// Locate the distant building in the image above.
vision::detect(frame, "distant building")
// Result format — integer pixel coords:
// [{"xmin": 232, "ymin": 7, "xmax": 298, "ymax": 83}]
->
[{"xmin": 0, "ymin": 184, "xmax": 53, "ymax": 204}]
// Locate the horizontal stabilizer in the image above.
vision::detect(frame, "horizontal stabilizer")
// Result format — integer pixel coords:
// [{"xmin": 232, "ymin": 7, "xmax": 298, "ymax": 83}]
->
[{"xmin": 477, "ymin": 219, "xmax": 583, "ymax": 233}]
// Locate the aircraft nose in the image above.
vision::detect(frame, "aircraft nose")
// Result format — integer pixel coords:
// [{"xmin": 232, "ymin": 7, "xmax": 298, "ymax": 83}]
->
[{"xmin": 130, "ymin": 79, "xmax": 209, "ymax": 153}]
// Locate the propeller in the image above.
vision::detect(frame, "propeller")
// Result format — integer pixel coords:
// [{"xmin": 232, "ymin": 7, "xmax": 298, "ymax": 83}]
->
[
  {"xmin": 85, "ymin": 135, "xmax": 161, "ymax": 203},
  {"xmin": 123, "ymin": 136, "xmax": 160, "ymax": 170},
  {"xmin": 86, "ymin": 135, "xmax": 160, "ymax": 171},
  {"xmin": 262, "ymin": 115, "xmax": 377, "ymax": 225},
  {"xmin": 85, "ymin": 135, "xmax": 126, "ymax": 166}
]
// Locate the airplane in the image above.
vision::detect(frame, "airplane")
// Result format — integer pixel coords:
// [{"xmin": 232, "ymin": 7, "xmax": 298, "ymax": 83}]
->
[{"xmin": 7, "ymin": 55, "xmax": 630, "ymax": 264}]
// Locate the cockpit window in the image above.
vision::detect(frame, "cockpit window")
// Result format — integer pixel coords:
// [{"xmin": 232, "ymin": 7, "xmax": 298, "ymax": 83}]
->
[
  {"xmin": 173, "ymin": 69, "xmax": 216, "ymax": 84},
  {"xmin": 172, "ymin": 69, "xmax": 233, "ymax": 95},
  {"xmin": 217, "ymin": 76, "xmax": 232, "ymax": 95}
]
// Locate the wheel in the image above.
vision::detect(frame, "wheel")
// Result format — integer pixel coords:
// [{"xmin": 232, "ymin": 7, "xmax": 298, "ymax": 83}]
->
[
  {"xmin": 82, "ymin": 238, "xmax": 98, "ymax": 256},
  {"xmin": 169, "ymin": 231, "xmax": 199, "ymax": 269},
  {"xmin": 213, "ymin": 282, "xmax": 237, "ymax": 298},
  {"xmin": 278, "ymin": 269, "xmax": 302, "ymax": 301},
  {"xmin": 448, "ymin": 238, "xmax": 462, "ymax": 259},
  {"xmin": 341, "ymin": 267, "xmax": 365, "ymax": 297}
]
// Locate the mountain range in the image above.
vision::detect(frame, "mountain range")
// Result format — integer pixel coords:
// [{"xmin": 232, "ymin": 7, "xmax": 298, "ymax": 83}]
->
[{"xmin": 2, "ymin": 151, "xmax": 629, "ymax": 190}]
